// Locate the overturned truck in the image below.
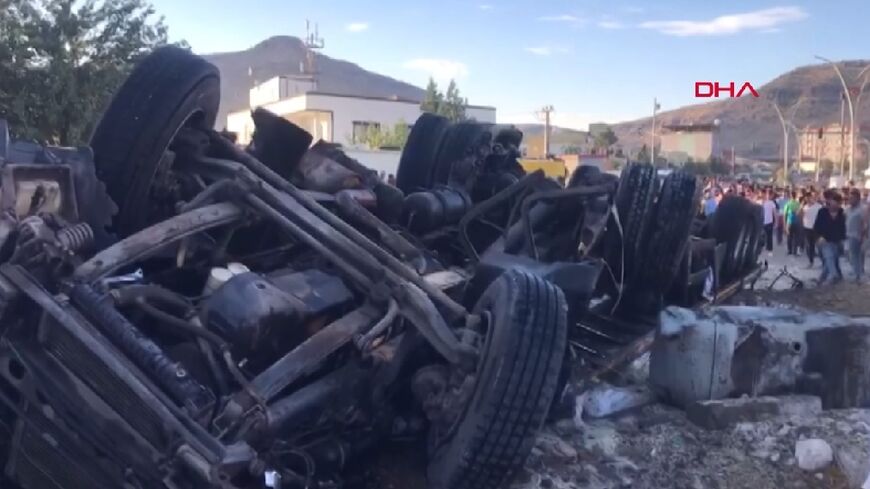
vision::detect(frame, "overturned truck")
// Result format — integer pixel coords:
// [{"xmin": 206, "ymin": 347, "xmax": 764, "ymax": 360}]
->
[{"xmin": 0, "ymin": 47, "xmax": 763, "ymax": 489}]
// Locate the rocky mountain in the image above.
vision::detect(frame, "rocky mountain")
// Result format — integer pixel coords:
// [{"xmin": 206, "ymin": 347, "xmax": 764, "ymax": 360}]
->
[
  {"xmin": 202, "ymin": 36, "xmax": 425, "ymax": 129},
  {"xmin": 613, "ymin": 61, "xmax": 870, "ymax": 159}
]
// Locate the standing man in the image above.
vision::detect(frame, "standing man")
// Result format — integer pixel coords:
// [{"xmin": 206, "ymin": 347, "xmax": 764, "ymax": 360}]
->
[
  {"xmin": 802, "ymin": 192, "xmax": 822, "ymax": 268},
  {"xmin": 784, "ymin": 191, "xmax": 801, "ymax": 256},
  {"xmin": 762, "ymin": 189, "xmax": 777, "ymax": 267},
  {"xmin": 775, "ymin": 189, "xmax": 787, "ymax": 246},
  {"xmin": 704, "ymin": 190, "xmax": 719, "ymax": 217},
  {"xmin": 845, "ymin": 189, "xmax": 867, "ymax": 282},
  {"xmin": 814, "ymin": 192, "xmax": 846, "ymax": 285}
]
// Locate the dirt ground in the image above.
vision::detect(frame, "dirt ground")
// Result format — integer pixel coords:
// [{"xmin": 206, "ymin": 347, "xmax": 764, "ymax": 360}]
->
[{"xmin": 733, "ymin": 242, "xmax": 870, "ymax": 316}]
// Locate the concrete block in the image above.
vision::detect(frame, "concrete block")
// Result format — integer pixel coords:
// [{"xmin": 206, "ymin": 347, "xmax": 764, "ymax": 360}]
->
[{"xmin": 686, "ymin": 395, "xmax": 822, "ymax": 430}]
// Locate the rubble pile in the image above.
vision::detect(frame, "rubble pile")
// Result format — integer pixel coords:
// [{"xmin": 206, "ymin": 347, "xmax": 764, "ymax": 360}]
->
[{"xmin": 517, "ymin": 305, "xmax": 870, "ymax": 489}]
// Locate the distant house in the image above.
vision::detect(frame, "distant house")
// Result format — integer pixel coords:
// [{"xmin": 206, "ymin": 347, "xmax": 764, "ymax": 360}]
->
[
  {"xmin": 796, "ymin": 123, "xmax": 870, "ymax": 165},
  {"xmin": 659, "ymin": 122, "xmax": 721, "ymax": 165},
  {"xmin": 226, "ymin": 76, "xmax": 496, "ymax": 146}
]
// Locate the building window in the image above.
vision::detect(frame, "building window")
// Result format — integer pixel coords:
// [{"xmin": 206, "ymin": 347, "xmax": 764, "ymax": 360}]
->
[{"xmin": 352, "ymin": 121, "xmax": 380, "ymax": 144}]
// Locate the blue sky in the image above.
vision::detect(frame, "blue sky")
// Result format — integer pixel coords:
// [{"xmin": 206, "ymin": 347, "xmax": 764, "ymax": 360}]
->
[{"xmin": 150, "ymin": 0, "xmax": 868, "ymax": 130}]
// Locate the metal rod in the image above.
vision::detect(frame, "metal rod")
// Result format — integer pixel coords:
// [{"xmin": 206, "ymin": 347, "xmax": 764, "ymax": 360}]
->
[
  {"xmin": 75, "ymin": 203, "xmax": 245, "ymax": 282},
  {"xmin": 457, "ymin": 170, "xmax": 545, "ymax": 262},
  {"xmin": 334, "ymin": 190, "xmax": 426, "ymax": 273}
]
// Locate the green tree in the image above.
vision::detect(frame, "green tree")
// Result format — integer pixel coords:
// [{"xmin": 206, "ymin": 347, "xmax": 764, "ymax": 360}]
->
[
  {"xmin": 358, "ymin": 122, "xmax": 411, "ymax": 149},
  {"xmin": 420, "ymin": 77, "xmax": 444, "ymax": 115},
  {"xmin": 420, "ymin": 78, "xmax": 466, "ymax": 122},
  {"xmin": 0, "ymin": 0, "xmax": 172, "ymax": 145},
  {"xmin": 593, "ymin": 127, "xmax": 618, "ymax": 152},
  {"xmin": 442, "ymin": 80, "xmax": 467, "ymax": 122}
]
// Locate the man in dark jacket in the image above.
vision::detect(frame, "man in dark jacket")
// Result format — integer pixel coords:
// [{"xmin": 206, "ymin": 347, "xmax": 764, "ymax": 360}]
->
[{"xmin": 814, "ymin": 192, "xmax": 846, "ymax": 285}]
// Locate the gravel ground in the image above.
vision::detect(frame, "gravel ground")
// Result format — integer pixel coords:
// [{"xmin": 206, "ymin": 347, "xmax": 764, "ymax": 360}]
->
[{"xmin": 515, "ymin": 403, "xmax": 868, "ymax": 489}]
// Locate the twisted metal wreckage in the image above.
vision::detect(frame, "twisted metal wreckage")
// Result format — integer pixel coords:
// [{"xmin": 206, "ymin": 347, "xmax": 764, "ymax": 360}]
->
[{"xmin": 0, "ymin": 47, "xmax": 763, "ymax": 489}]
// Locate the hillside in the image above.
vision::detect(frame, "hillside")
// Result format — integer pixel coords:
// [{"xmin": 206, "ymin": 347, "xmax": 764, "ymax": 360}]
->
[
  {"xmin": 613, "ymin": 61, "xmax": 870, "ymax": 159},
  {"xmin": 202, "ymin": 36, "xmax": 425, "ymax": 129}
]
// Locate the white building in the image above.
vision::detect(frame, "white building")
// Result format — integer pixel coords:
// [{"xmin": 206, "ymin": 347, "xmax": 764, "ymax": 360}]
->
[{"xmin": 226, "ymin": 76, "xmax": 497, "ymax": 147}]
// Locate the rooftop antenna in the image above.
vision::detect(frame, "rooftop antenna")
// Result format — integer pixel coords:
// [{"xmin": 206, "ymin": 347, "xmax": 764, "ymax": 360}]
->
[{"xmin": 303, "ymin": 20, "xmax": 325, "ymax": 89}]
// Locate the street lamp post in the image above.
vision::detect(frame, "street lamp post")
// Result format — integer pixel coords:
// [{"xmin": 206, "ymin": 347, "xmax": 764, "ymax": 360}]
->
[
  {"xmin": 771, "ymin": 97, "xmax": 803, "ymax": 183},
  {"xmin": 773, "ymin": 103, "xmax": 789, "ymax": 180},
  {"xmin": 853, "ymin": 65, "xmax": 870, "ymax": 175},
  {"xmin": 816, "ymin": 56, "xmax": 857, "ymax": 181},
  {"xmin": 861, "ymin": 138, "xmax": 870, "ymax": 182},
  {"xmin": 650, "ymin": 98, "xmax": 660, "ymax": 165}
]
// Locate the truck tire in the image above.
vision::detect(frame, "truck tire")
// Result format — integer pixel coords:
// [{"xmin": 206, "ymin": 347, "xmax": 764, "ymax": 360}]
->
[
  {"xmin": 605, "ymin": 163, "xmax": 658, "ymax": 286},
  {"xmin": 427, "ymin": 270, "xmax": 567, "ymax": 489},
  {"xmin": 742, "ymin": 204, "xmax": 764, "ymax": 271},
  {"xmin": 90, "ymin": 46, "xmax": 220, "ymax": 236},
  {"xmin": 396, "ymin": 113, "xmax": 450, "ymax": 193},
  {"xmin": 432, "ymin": 122, "xmax": 492, "ymax": 186},
  {"xmin": 638, "ymin": 171, "xmax": 700, "ymax": 298},
  {"xmin": 710, "ymin": 195, "xmax": 751, "ymax": 281}
]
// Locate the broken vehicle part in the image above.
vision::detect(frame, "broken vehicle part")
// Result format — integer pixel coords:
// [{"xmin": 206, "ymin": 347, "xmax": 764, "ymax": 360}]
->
[{"xmin": 0, "ymin": 45, "xmax": 769, "ymax": 489}]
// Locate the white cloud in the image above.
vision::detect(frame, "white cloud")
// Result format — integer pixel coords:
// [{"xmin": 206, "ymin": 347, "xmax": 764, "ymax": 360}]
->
[
  {"xmin": 598, "ymin": 20, "xmax": 624, "ymax": 29},
  {"xmin": 345, "ymin": 22, "xmax": 369, "ymax": 33},
  {"xmin": 403, "ymin": 58, "xmax": 469, "ymax": 83},
  {"xmin": 640, "ymin": 6, "xmax": 807, "ymax": 37},
  {"xmin": 525, "ymin": 46, "xmax": 552, "ymax": 56},
  {"xmin": 524, "ymin": 45, "xmax": 570, "ymax": 56},
  {"xmin": 538, "ymin": 14, "xmax": 582, "ymax": 22},
  {"xmin": 479, "ymin": 4, "xmax": 493, "ymax": 11}
]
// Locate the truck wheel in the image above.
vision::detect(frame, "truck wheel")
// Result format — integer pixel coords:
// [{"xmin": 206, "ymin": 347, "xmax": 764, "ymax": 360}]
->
[
  {"xmin": 637, "ymin": 171, "xmax": 700, "ymax": 300},
  {"xmin": 605, "ymin": 163, "xmax": 658, "ymax": 287},
  {"xmin": 427, "ymin": 270, "xmax": 567, "ymax": 489},
  {"xmin": 742, "ymin": 204, "xmax": 764, "ymax": 270},
  {"xmin": 396, "ymin": 113, "xmax": 450, "ymax": 193},
  {"xmin": 432, "ymin": 122, "xmax": 492, "ymax": 186},
  {"xmin": 90, "ymin": 46, "xmax": 220, "ymax": 236},
  {"xmin": 710, "ymin": 195, "xmax": 751, "ymax": 280}
]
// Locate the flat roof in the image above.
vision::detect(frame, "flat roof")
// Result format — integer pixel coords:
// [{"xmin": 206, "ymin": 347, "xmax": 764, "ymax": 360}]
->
[
  {"xmin": 663, "ymin": 123, "xmax": 718, "ymax": 132},
  {"xmin": 227, "ymin": 90, "xmax": 496, "ymax": 117}
]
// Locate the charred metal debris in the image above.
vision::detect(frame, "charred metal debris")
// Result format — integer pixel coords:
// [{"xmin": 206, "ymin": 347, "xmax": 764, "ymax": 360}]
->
[{"xmin": 0, "ymin": 47, "xmax": 763, "ymax": 489}]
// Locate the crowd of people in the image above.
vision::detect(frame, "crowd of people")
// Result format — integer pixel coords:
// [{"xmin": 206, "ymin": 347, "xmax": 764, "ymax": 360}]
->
[{"xmin": 702, "ymin": 179, "xmax": 870, "ymax": 286}]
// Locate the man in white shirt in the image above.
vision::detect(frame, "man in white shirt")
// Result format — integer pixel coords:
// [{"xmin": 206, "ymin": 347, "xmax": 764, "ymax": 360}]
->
[
  {"xmin": 763, "ymin": 190, "xmax": 777, "ymax": 264},
  {"xmin": 802, "ymin": 192, "xmax": 823, "ymax": 268}
]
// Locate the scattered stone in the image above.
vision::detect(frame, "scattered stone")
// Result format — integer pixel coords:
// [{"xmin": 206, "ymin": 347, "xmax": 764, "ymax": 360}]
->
[
  {"xmin": 687, "ymin": 396, "xmax": 822, "ymax": 430},
  {"xmin": 795, "ymin": 439, "xmax": 833, "ymax": 471},
  {"xmin": 770, "ymin": 452, "xmax": 781, "ymax": 463},
  {"xmin": 582, "ymin": 383, "xmax": 655, "ymax": 419},
  {"xmin": 535, "ymin": 432, "xmax": 578, "ymax": 460},
  {"xmin": 553, "ymin": 418, "xmax": 577, "ymax": 436},
  {"xmin": 581, "ymin": 422, "xmax": 619, "ymax": 457}
]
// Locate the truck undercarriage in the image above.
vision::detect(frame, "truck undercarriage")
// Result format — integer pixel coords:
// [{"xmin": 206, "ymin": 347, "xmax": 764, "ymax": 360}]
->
[{"xmin": 0, "ymin": 47, "xmax": 764, "ymax": 489}]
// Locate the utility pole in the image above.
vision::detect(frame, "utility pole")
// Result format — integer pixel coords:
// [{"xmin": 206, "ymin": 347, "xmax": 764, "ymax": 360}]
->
[
  {"xmin": 537, "ymin": 105, "xmax": 555, "ymax": 158},
  {"xmin": 816, "ymin": 56, "xmax": 857, "ymax": 181},
  {"xmin": 650, "ymin": 98, "xmax": 660, "ymax": 165},
  {"xmin": 731, "ymin": 145, "xmax": 736, "ymax": 176}
]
